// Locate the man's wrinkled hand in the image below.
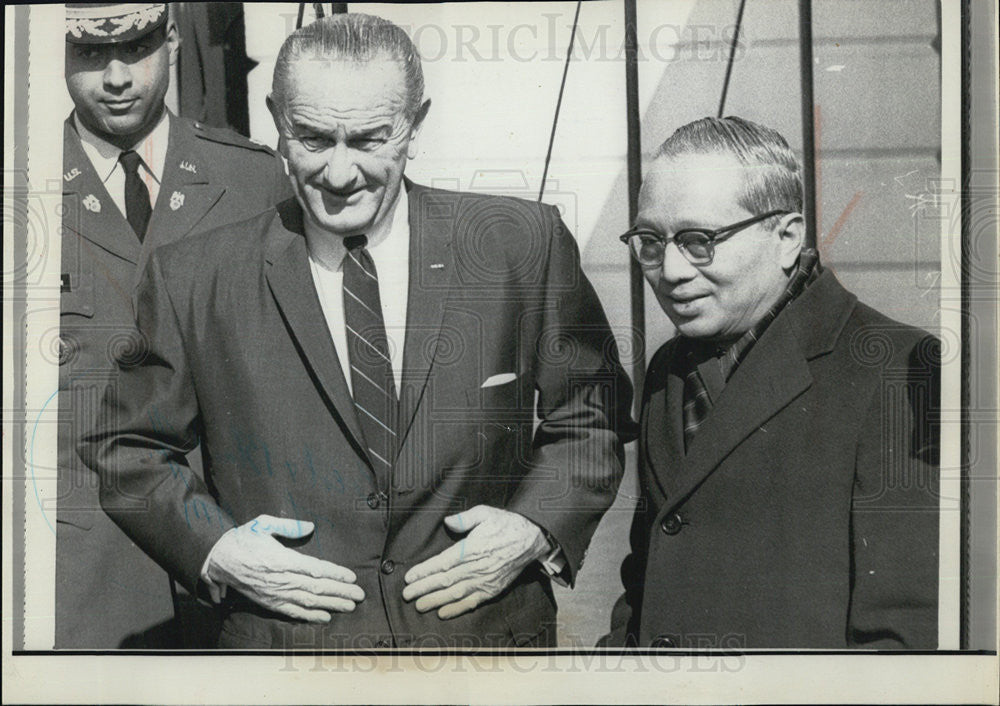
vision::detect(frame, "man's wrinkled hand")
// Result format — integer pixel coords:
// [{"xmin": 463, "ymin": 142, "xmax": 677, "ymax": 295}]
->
[
  {"xmin": 205, "ymin": 514, "xmax": 364, "ymax": 623},
  {"xmin": 401, "ymin": 505, "xmax": 550, "ymax": 619}
]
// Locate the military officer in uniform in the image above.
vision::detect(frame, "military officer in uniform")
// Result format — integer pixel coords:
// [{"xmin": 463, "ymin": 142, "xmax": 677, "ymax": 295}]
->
[{"xmin": 58, "ymin": 3, "xmax": 292, "ymax": 648}]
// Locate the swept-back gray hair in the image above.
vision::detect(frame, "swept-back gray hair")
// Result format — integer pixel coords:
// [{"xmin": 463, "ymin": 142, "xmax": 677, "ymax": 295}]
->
[
  {"xmin": 271, "ymin": 13, "xmax": 424, "ymax": 121},
  {"xmin": 655, "ymin": 116, "xmax": 803, "ymax": 223}
]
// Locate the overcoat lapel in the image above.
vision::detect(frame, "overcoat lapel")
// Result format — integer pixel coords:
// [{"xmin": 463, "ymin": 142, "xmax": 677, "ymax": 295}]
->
[
  {"xmin": 62, "ymin": 120, "xmax": 141, "ymax": 264},
  {"xmin": 396, "ymin": 181, "xmax": 456, "ymax": 452},
  {"xmin": 642, "ymin": 342, "xmax": 685, "ymax": 503},
  {"xmin": 142, "ymin": 116, "xmax": 225, "ymax": 266},
  {"xmin": 662, "ymin": 313, "xmax": 813, "ymax": 511},
  {"xmin": 263, "ymin": 202, "xmax": 369, "ymax": 465}
]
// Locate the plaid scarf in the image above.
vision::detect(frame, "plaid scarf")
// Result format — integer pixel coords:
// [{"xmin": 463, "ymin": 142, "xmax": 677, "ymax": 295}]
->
[{"xmin": 681, "ymin": 249, "xmax": 820, "ymax": 451}]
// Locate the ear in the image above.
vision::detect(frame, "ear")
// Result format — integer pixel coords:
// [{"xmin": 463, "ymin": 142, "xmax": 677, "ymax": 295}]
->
[
  {"xmin": 776, "ymin": 212, "xmax": 805, "ymax": 271},
  {"xmin": 266, "ymin": 95, "xmax": 288, "ymax": 155},
  {"xmin": 165, "ymin": 20, "xmax": 180, "ymax": 65},
  {"xmin": 405, "ymin": 98, "xmax": 432, "ymax": 160}
]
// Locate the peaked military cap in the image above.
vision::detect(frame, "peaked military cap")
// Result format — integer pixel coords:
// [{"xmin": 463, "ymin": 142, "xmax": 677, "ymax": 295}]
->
[{"xmin": 65, "ymin": 3, "xmax": 167, "ymax": 44}]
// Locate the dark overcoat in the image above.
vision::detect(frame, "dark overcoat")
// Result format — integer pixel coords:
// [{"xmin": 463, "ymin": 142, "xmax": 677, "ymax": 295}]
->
[{"xmin": 606, "ymin": 269, "xmax": 940, "ymax": 649}]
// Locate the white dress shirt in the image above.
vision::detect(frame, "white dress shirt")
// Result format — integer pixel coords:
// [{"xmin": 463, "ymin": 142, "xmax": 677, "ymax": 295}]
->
[
  {"xmin": 307, "ymin": 186, "xmax": 566, "ymax": 579},
  {"xmin": 74, "ymin": 109, "xmax": 169, "ymax": 217},
  {"xmin": 307, "ymin": 187, "xmax": 410, "ymax": 395}
]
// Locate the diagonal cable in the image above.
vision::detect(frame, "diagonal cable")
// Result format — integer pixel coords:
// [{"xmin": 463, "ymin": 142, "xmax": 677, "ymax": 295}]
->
[
  {"xmin": 539, "ymin": 0, "xmax": 583, "ymax": 202},
  {"xmin": 717, "ymin": 0, "xmax": 749, "ymax": 118}
]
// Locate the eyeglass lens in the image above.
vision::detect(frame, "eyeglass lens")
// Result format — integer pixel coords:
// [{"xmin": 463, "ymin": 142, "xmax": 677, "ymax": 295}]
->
[
  {"xmin": 629, "ymin": 232, "xmax": 713, "ymax": 265},
  {"xmin": 676, "ymin": 232, "xmax": 712, "ymax": 262}
]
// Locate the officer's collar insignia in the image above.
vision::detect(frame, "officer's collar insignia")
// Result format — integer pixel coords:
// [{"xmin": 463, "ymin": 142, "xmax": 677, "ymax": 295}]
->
[
  {"xmin": 179, "ymin": 161, "xmax": 197, "ymax": 174},
  {"xmin": 82, "ymin": 194, "xmax": 101, "ymax": 213},
  {"xmin": 170, "ymin": 191, "xmax": 185, "ymax": 211},
  {"xmin": 64, "ymin": 167, "xmax": 82, "ymax": 182}
]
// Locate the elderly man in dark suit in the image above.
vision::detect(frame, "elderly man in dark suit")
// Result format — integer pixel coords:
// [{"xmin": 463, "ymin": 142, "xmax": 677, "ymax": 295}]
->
[
  {"xmin": 81, "ymin": 12, "xmax": 635, "ymax": 649},
  {"xmin": 58, "ymin": 3, "xmax": 291, "ymax": 648},
  {"xmin": 604, "ymin": 116, "xmax": 939, "ymax": 649}
]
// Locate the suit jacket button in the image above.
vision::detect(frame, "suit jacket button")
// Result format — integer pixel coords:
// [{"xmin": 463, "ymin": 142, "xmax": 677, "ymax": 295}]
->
[
  {"xmin": 376, "ymin": 638, "xmax": 391, "ymax": 648},
  {"xmin": 380, "ymin": 559, "xmax": 395, "ymax": 575},
  {"xmin": 651, "ymin": 635, "xmax": 676, "ymax": 648},
  {"xmin": 367, "ymin": 492, "xmax": 380, "ymax": 509},
  {"xmin": 660, "ymin": 513, "xmax": 683, "ymax": 535}
]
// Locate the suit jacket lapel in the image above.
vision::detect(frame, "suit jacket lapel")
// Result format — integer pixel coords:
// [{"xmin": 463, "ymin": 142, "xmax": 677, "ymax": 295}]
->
[
  {"xmin": 665, "ymin": 313, "xmax": 813, "ymax": 509},
  {"xmin": 143, "ymin": 115, "xmax": 225, "ymax": 254},
  {"xmin": 62, "ymin": 120, "xmax": 141, "ymax": 264},
  {"xmin": 396, "ymin": 182, "xmax": 456, "ymax": 452},
  {"xmin": 263, "ymin": 202, "xmax": 369, "ymax": 465}
]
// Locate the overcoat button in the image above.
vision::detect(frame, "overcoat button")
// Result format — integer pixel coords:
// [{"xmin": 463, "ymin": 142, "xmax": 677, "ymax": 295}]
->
[
  {"xmin": 651, "ymin": 635, "xmax": 676, "ymax": 648},
  {"xmin": 380, "ymin": 559, "xmax": 395, "ymax": 575},
  {"xmin": 375, "ymin": 638, "xmax": 391, "ymax": 648},
  {"xmin": 367, "ymin": 492, "xmax": 380, "ymax": 509},
  {"xmin": 660, "ymin": 513, "xmax": 683, "ymax": 535}
]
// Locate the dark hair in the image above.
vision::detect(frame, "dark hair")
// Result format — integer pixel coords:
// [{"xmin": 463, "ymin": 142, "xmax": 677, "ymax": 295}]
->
[
  {"xmin": 271, "ymin": 13, "xmax": 424, "ymax": 121},
  {"xmin": 655, "ymin": 116, "xmax": 803, "ymax": 223}
]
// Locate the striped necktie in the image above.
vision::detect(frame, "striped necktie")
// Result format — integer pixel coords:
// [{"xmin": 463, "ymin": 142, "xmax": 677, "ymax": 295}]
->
[
  {"xmin": 342, "ymin": 235, "xmax": 398, "ymax": 478},
  {"xmin": 679, "ymin": 249, "xmax": 821, "ymax": 453},
  {"xmin": 681, "ymin": 348, "xmax": 712, "ymax": 453}
]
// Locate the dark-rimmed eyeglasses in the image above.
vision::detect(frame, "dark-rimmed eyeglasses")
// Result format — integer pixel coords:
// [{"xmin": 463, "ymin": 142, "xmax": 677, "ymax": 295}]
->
[{"xmin": 619, "ymin": 209, "xmax": 791, "ymax": 267}]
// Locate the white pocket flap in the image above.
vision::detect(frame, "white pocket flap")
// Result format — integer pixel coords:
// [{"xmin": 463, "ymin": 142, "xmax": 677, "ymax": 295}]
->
[{"xmin": 481, "ymin": 372, "xmax": 517, "ymax": 388}]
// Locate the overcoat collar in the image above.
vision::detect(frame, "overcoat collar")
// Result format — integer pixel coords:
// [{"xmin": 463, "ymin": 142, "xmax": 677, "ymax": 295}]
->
[{"xmin": 646, "ymin": 268, "xmax": 859, "ymax": 512}]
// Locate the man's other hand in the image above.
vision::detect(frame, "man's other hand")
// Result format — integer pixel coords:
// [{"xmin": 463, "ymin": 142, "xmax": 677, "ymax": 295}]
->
[
  {"xmin": 401, "ymin": 506, "xmax": 550, "ymax": 619},
  {"xmin": 204, "ymin": 515, "xmax": 365, "ymax": 622}
]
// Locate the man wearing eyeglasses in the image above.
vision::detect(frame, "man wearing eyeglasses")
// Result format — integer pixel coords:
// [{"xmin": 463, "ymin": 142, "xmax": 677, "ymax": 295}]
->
[{"xmin": 604, "ymin": 116, "xmax": 940, "ymax": 649}]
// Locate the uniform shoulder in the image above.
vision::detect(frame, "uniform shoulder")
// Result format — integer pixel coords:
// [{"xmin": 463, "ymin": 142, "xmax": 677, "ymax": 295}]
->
[{"xmin": 178, "ymin": 117, "xmax": 279, "ymax": 157}]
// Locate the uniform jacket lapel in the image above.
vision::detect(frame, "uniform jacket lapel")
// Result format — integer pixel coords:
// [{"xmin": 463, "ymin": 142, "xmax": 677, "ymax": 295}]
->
[
  {"xmin": 143, "ymin": 114, "xmax": 225, "ymax": 257},
  {"xmin": 395, "ymin": 181, "xmax": 456, "ymax": 452},
  {"xmin": 62, "ymin": 119, "xmax": 141, "ymax": 264},
  {"xmin": 263, "ymin": 201, "xmax": 369, "ymax": 465}
]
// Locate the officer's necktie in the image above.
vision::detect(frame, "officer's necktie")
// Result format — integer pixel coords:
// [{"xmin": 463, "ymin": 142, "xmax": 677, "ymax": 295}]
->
[
  {"xmin": 119, "ymin": 150, "xmax": 152, "ymax": 242},
  {"xmin": 342, "ymin": 235, "xmax": 398, "ymax": 478}
]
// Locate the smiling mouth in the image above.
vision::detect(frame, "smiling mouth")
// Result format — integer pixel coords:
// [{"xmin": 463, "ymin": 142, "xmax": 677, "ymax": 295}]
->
[
  {"xmin": 669, "ymin": 293, "xmax": 708, "ymax": 305},
  {"xmin": 322, "ymin": 186, "xmax": 366, "ymax": 200},
  {"xmin": 664, "ymin": 293, "xmax": 710, "ymax": 317},
  {"xmin": 103, "ymin": 98, "xmax": 137, "ymax": 110}
]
